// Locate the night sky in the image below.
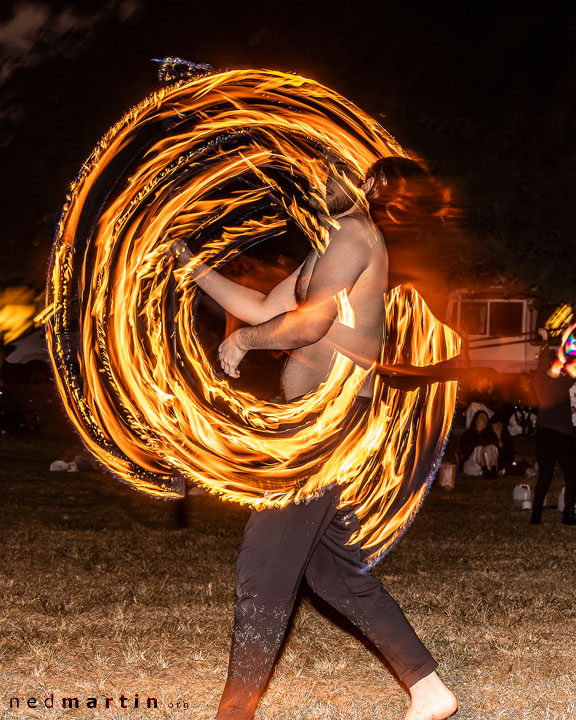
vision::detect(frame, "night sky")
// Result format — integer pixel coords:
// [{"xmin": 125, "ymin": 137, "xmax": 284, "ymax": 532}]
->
[{"xmin": 1, "ymin": 0, "xmax": 575, "ymax": 302}]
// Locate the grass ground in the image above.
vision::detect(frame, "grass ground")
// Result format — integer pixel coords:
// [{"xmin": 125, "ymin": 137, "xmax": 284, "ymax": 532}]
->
[{"xmin": 1, "ymin": 422, "xmax": 575, "ymax": 720}]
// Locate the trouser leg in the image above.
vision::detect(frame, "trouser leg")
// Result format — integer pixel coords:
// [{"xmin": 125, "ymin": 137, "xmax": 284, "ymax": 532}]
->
[
  {"xmin": 485, "ymin": 444, "xmax": 498, "ymax": 470},
  {"xmin": 555, "ymin": 432, "xmax": 576, "ymax": 521},
  {"xmin": 463, "ymin": 445, "xmax": 485, "ymax": 476},
  {"xmin": 216, "ymin": 487, "xmax": 341, "ymax": 719},
  {"xmin": 532, "ymin": 429, "xmax": 556, "ymax": 522},
  {"xmin": 304, "ymin": 505, "xmax": 437, "ymax": 688}
]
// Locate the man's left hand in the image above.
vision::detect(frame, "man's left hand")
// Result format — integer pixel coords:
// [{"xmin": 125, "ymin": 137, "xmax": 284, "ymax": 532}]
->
[{"xmin": 218, "ymin": 330, "xmax": 247, "ymax": 378}]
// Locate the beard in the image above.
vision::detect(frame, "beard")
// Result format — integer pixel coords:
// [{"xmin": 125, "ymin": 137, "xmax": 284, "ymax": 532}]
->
[{"xmin": 326, "ymin": 191, "xmax": 356, "ymax": 215}]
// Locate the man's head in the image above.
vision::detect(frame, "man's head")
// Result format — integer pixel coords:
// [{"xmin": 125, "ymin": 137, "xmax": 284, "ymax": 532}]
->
[
  {"xmin": 322, "ymin": 152, "xmax": 363, "ymax": 215},
  {"xmin": 364, "ymin": 156, "xmax": 446, "ymax": 225}
]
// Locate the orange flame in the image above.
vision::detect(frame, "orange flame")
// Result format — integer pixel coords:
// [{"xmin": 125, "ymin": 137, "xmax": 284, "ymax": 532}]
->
[
  {"xmin": 0, "ymin": 286, "xmax": 41, "ymax": 348},
  {"xmin": 45, "ymin": 69, "xmax": 459, "ymax": 565}
]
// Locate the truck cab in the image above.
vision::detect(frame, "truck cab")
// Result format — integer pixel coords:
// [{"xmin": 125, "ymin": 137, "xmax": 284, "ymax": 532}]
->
[{"xmin": 445, "ymin": 288, "xmax": 543, "ymax": 373}]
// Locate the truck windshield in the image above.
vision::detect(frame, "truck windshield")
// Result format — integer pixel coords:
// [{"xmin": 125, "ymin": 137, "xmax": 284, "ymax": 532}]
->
[
  {"xmin": 461, "ymin": 301, "xmax": 488, "ymax": 335},
  {"xmin": 489, "ymin": 302, "xmax": 523, "ymax": 337}
]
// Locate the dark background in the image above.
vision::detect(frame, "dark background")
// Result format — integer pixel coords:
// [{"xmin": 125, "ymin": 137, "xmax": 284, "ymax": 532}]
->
[{"xmin": 1, "ymin": 0, "xmax": 575, "ymax": 302}]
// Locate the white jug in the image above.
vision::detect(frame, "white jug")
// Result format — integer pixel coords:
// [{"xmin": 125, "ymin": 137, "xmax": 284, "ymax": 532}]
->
[{"xmin": 513, "ymin": 483, "xmax": 531, "ymax": 509}]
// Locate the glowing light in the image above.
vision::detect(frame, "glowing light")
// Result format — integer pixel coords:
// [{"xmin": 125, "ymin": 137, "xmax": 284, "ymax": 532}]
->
[
  {"xmin": 45, "ymin": 66, "xmax": 460, "ymax": 565},
  {"xmin": 0, "ymin": 286, "xmax": 42, "ymax": 348},
  {"xmin": 550, "ymin": 322, "xmax": 576, "ymax": 378},
  {"xmin": 545, "ymin": 303, "xmax": 575, "ymax": 335}
]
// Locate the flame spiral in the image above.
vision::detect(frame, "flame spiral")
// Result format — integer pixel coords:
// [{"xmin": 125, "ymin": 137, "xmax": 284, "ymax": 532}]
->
[{"xmin": 46, "ymin": 67, "xmax": 459, "ymax": 566}]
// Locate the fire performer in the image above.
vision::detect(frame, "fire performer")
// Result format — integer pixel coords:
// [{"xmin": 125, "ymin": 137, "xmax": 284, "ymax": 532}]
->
[{"xmin": 173, "ymin": 156, "xmax": 458, "ymax": 720}]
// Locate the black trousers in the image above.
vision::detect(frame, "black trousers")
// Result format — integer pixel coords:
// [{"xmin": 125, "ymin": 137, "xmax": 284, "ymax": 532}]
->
[
  {"xmin": 533, "ymin": 427, "xmax": 576, "ymax": 520},
  {"xmin": 216, "ymin": 485, "xmax": 438, "ymax": 719}
]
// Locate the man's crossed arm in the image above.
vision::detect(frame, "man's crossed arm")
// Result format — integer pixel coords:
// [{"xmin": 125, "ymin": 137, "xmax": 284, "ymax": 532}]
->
[
  {"xmin": 172, "ymin": 243, "xmax": 302, "ymax": 326},
  {"xmin": 218, "ymin": 217, "xmax": 370, "ymax": 377}
]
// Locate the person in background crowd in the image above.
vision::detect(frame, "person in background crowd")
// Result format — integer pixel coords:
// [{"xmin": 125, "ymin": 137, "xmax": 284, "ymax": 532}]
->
[
  {"xmin": 460, "ymin": 409, "xmax": 499, "ymax": 478},
  {"xmin": 531, "ymin": 333, "xmax": 576, "ymax": 525},
  {"xmin": 517, "ymin": 372, "xmax": 538, "ymax": 409},
  {"xmin": 463, "ymin": 375, "xmax": 495, "ymax": 430},
  {"xmin": 506, "ymin": 372, "xmax": 537, "ymax": 437},
  {"xmin": 488, "ymin": 414, "xmax": 515, "ymax": 474}
]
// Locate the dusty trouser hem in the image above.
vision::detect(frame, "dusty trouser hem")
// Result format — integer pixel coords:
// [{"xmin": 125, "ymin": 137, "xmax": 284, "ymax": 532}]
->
[{"xmin": 402, "ymin": 657, "xmax": 439, "ymax": 688}]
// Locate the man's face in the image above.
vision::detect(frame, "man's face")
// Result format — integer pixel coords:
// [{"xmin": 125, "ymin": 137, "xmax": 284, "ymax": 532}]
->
[{"xmin": 323, "ymin": 154, "xmax": 362, "ymax": 215}]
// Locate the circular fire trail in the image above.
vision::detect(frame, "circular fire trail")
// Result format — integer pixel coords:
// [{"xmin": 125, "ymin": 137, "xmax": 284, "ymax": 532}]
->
[{"xmin": 46, "ymin": 62, "xmax": 460, "ymax": 566}]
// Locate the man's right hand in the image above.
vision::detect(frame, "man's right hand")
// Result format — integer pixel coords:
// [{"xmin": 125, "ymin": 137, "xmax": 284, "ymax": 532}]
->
[{"xmin": 170, "ymin": 240, "xmax": 193, "ymax": 268}]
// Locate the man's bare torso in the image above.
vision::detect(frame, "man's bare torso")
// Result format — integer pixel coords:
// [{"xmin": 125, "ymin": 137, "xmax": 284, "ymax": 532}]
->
[{"xmin": 281, "ymin": 209, "xmax": 388, "ymax": 401}]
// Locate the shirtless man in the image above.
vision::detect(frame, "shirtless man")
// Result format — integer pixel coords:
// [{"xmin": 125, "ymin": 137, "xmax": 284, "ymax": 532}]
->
[{"xmin": 173, "ymin": 156, "xmax": 457, "ymax": 720}]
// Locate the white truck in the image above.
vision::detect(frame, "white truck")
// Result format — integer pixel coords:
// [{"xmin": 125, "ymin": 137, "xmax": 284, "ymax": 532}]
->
[{"xmin": 444, "ymin": 287, "xmax": 546, "ymax": 373}]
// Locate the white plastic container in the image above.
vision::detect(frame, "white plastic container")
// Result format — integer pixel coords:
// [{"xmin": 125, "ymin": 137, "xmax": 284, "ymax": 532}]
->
[
  {"xmin": 558, "ymin": 486, "xmax": 565, "ymax": 512},
  {"xmin": 513, "ymin": 483, "xmax": 532, "ymax": 509}
]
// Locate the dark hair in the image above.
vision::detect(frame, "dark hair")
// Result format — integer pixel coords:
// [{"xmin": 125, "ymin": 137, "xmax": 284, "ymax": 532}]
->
[
  {"xmin": 471, "ymin": 409, "xmax": 489, "ymax": 429},
  {"xmin": 365, "ymin": 157, "xmax": 448, "ymax": 227},
  {"xmin": 489, "ymin": 413, "xmax": 510, "ymax": 436}
]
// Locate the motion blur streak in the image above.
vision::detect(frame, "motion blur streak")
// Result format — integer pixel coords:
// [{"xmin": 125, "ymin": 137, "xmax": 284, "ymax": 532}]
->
[
  {"xmin": 45, "ymin": 68, "xmax": 459, "ymax": 566},
  {"xmin": 0, "ymin": 286, "xmax": 41, "ymax": 347}
]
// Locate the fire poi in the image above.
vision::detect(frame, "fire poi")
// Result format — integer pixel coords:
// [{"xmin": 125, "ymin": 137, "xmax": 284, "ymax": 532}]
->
[{"xmin": 45, "ymin": 59, "xmax": 460, "ymax": 567}]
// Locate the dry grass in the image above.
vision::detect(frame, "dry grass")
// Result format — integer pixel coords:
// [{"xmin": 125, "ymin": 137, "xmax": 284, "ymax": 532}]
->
[{"xmin": 1, "ymin": 427, "xmax": 575, "ymax": 719}]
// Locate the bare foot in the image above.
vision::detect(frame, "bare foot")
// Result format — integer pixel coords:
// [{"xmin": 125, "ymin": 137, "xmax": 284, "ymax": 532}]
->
[{"xmin": 405, "ymin": 671, "xmax": 458, "ymax": 720}]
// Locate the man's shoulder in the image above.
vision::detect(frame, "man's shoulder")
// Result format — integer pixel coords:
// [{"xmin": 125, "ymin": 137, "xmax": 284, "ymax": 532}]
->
[
  {"xmin": 331, "ymin": 211, "xmax": 379, "ymax": 245},
  {"xmin": 335, "ymin": 211, "xmax": 373, "ymax": 230}
]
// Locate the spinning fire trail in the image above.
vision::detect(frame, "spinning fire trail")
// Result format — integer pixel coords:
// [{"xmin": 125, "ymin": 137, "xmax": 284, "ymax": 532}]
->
[{"xmin": 45, "ymin": 60, "xmax": 460, "ymax": 567}]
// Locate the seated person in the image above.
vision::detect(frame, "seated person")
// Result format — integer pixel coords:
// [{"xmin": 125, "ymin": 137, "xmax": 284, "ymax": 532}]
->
[
  {"xmin": 460, "ymin": 410, "xmax": 499, "ymax": 477},
  {"xmin": 488, "ymin": 414, "xmax": 515, "ymax": 474},
  {"xmin": 465, "ymin": 400, "xmax": 493, "ymax": 430},
  {"xmin": 462, "ymin": 373, "xmax": 498, "ymax": 429},
  {"xmin": 517, "ymin": 372, "xmax": 538, "ymax": 409}
]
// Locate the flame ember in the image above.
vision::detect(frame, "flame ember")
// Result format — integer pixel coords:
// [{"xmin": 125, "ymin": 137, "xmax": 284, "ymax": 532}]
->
[
  {"xmin": 45, "ymin": 67, "xmax": 460, "ymax": 565},
  {"xmin": 0, "ymin": 286, "xmax": 41, "ymax": 348}
]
